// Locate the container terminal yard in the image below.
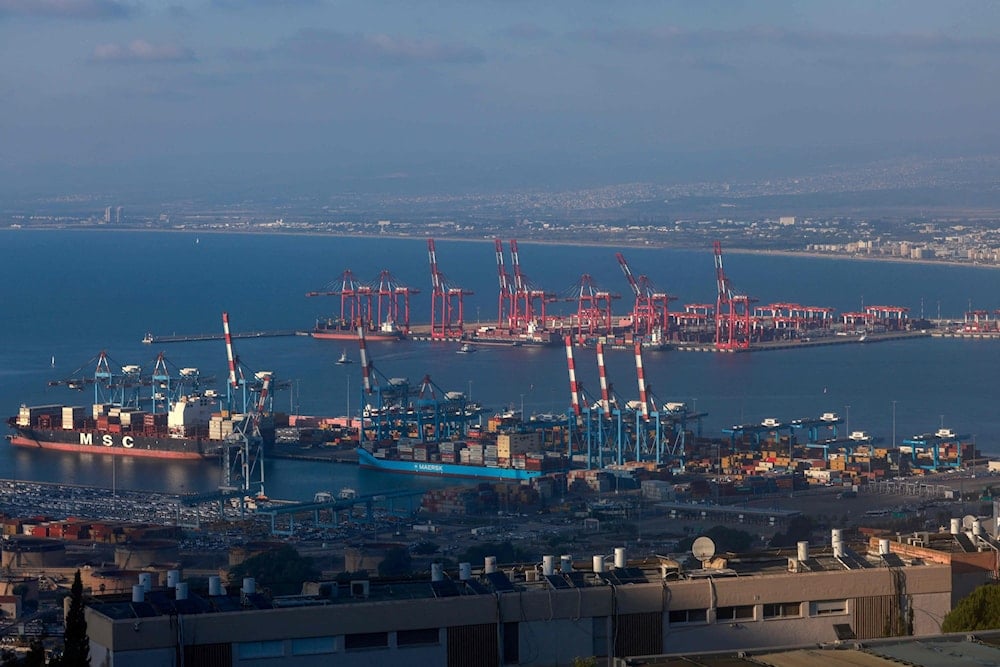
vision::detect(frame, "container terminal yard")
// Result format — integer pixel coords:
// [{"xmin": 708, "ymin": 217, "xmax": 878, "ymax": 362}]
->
[
  {"xmin": 138, "ymin": 239, "xmax": 948, "ymax": 351},
  {"xmin": 298, "ymin": 239, "xmax": 927, "ymax": 351}
]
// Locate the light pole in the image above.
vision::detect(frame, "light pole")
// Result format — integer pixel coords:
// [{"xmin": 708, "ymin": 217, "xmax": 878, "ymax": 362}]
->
[
  {"xmin": 845, "ymin": 404, "xmax": 851, "ymax": 435},
  {"xmin": 971, "ymin": 435, "xmax": 977, "ymax": 478},
  {"xmin": 891, "ymin": 400, "xmax": 897, "ymax": 448},
  {"xmin": 520, "ymin": 393, "xmax": 525, "ymax": 419},
  {"xmin": 468, "ymin": 379, "xmax": 473, "ymax": 403}
]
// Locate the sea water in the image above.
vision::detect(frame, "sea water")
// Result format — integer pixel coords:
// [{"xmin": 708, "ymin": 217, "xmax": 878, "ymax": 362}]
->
[{"xmin": 1, "ymin": 229, "xmax": 998, "ymax": 500}]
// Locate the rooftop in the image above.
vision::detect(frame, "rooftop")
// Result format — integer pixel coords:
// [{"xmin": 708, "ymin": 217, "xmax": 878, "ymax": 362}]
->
[{"xmin": 89, "ymin": 535, "xmax": 944, "ymax": 622}]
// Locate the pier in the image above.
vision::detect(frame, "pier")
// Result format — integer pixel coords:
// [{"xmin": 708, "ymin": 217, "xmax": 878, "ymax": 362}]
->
[{"xmin": 141, "ymin": 330, "xmax": 303, "ymax": 344}]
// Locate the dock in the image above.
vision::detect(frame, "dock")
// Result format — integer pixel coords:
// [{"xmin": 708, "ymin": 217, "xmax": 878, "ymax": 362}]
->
[{"xmin": 142, "ymin": 330, "xmax": 303, "ymax": 344}]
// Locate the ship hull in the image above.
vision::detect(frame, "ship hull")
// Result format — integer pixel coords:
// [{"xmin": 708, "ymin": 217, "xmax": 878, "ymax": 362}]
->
[
  {"xmin": 8, "ymin": 427, "xmax": 217, "ymax": 460},
  {"xmin": 312, "ymin": 330, "xmax": 401, "ymax": 341},
  {"xmin": 467, "ymin": 336, "xmax": 558, "ymax": 347},
  {"xmin": 357, "ymin": 447, "xmax": 545, "ymax": 480}
]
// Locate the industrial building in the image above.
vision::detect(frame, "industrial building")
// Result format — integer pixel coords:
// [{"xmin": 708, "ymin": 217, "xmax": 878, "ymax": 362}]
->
[{"xmin": 85, "ymin": 521, "xmax": 999, "ymax": 667}]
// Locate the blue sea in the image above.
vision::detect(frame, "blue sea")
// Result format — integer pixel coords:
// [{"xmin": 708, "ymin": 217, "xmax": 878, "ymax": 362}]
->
[{"xmin": 2, "ymin": 229, "xmax": 999, "ymax": 500}]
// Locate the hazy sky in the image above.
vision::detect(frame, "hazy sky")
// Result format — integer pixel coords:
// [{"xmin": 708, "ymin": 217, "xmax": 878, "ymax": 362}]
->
[{"xmin": 2, "ymin": 1, "xmax": 999, "ymax": 196}]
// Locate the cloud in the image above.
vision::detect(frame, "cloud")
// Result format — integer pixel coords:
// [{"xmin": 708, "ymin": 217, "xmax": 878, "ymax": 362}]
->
[
  {"xmin": 165, "ymin": 4, "xmax": 192, "ymax": 19},
  {"xmin": 91, "ymin": 40, "xmax": 196, "ymax": 63},
  {"xmin": 212, "ymin": 0, "xmax": 324, "ymax": 8},
  {"xmin": 280, "ymin": 29, "xmax": 486, "ymax": 66},
  {"xmin": 575, "ymin": 24, "xmax": 1000, "ymax": 56},
  {"xmin": 0, "ymin": 0, "xmax": 132, "ymax": 19},
  {"xmin": 498, "ymin": 22, "xmax": 552, "ymax": 42}
]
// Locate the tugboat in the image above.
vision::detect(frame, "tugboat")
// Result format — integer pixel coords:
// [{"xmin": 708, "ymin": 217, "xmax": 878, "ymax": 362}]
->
[
  {"xmin": 456, "ymin": 343, "xmax": 477, "ymax": 354},
  {"xmin": 335, "ymin": 350, "xmax": 352, "ymax": 365}
]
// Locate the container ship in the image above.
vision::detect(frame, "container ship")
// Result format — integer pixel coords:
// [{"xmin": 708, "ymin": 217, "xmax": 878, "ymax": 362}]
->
[
  {"xmin": 6, "ymin": 396, "xmax": 274, "ymax": 460},
  {"xmin": 357, "ymin": 423, "xmax": 568, "ymax": 480},
  {"xmin": 466, "ymin": 325, "xmax": 559, "ymax": 347},
  {"xmin": 312, "ymin": 317, "xmax": 402, "ymax": 341}
]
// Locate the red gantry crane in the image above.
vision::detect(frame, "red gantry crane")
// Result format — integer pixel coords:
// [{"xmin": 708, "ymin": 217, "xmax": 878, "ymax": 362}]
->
[
  {"xmin": 308, "ymin": 269, "xmax": 416, "ymax": 336},
  {"xmin": 616, "ymin": 252, "xmax": 676, "ymax": 340},
  {"xmin": 713, "ymin": 241, "xmax": 754, "ymax": 350},
  {"xmin": 565, "ymin": 274, "xmax": 620, "ymax": 341},
  {"xmin": 371, "ymin": 269, "xmax": 418, "ymax": 335},
  {"xmin": 509, "ymin": 239, "xmax": 558, "ymax": 332},
  {"xmin": 306, "ymin": 269, "xmax": 367, "ymax": 328},
  {"xmin": 427, "ymin": 239, "xmax": 473, "ymax": 340},
  {"xmin": 494, "ymin": 238, "xmax": 514, "ymax": 328}
]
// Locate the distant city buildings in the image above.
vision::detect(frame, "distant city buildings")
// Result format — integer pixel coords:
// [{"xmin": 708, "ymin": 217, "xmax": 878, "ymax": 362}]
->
[{"xmin": 103, "ymin": 206, "xmax": 124, "ymax": 224}]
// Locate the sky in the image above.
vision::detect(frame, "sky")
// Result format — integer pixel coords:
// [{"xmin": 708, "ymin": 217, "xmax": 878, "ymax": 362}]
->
[{"xmin": 2, "ymin": 1, "xmax": 1000, "ymax": 198}]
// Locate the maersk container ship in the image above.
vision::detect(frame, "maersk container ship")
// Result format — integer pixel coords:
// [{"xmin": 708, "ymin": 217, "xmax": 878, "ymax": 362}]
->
[
  {"xmin": 356, "ymin": 428, "xmax": 568, "ymax": 481},
  {"xmin": 356, "ymin": 447, "xmax": 549, "ymax": 480}
]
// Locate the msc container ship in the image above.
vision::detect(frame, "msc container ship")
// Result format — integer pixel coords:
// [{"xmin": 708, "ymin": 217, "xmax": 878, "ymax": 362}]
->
[{"xmin": 6, "ymin": 396, "xmax": 272, "ymax": 460}]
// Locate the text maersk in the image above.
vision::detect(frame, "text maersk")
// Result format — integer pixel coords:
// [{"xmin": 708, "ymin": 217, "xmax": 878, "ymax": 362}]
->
[
  {"xmin": 415, "ymin": 463, "xmax": 444, "ymax": 473},
  {"xmin": 79, "ymin": 433, "xmax": 137, "ymax": 448}
]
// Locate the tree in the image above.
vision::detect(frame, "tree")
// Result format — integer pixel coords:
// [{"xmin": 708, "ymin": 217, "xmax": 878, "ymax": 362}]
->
[
  {"xmin": 942, "ymin": 583, "xmax": 1000, "ymax": 632},
  {"xmin": 769, "ymin": 516, "xmax": 815, "ymax": 548},
  {"xmin": 458, "ymin": 541, "xmax": 531, "ymax": 566},
  {"xmin": 677, "ymin": 526, "xmax": 755, "ymax": 554},
  {"xmin": 23, "ymin": 640, "xmax": 45, "ymax": 667},
  {"xmin": 378, "ymin": 547, "xmax": 413, "ymax": 577},
  {"xmin": 228, "ymin": 544, "xmax": 320, "ymax": 596},
  {"xmin": 411, "ymin": 541, "xmax": 440, "ymax": 556},
  {"xmin": 61, "ymin": 569, "xmax": 90, "ymax": 666}
]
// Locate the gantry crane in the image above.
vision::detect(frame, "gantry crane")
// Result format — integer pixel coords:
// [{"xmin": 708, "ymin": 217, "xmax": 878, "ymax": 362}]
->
[
  {"xmin": 427, "ymin": 239, "xmax": 473, "ymax": 340},
  {"xmin": 308, "ymin": 269, "xmax": 417, "ymax": 335},
  {"xmin": 565, "ymin": 275, "xmax": 620, "ymax": 342},
  {"xmin": 357, "ymin": 324, "xmax": 478, "ymax": 444},
  {"xmin": 713, "ymin": 241, "xmax": 754, "ymax": 350},
  {"xmin": 494, "ymin": 238, "xmax": 514, "ymax": 328},
  {"xmin": 221, "ymin": 311, "xmax": 284, "ymax": 498},
  {"xmin": 509, "ymin": 240, "xmax": 558, "ymax": 332},
  {"xmin": 616, "ymin": 252, "xmax": 675, "ymax": 341}
]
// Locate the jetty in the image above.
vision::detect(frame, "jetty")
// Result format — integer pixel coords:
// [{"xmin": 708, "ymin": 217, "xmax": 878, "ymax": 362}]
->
[{"xmin": 142, "ymin": 330, "xmax": 302, "ymax": 344}]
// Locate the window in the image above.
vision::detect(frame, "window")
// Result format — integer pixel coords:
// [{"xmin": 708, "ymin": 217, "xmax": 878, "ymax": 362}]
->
[
  {"xmin": 668, "ymin": 608, "xmax": 707, "ymax": 624},
  {"xmin": 763, "ymin": 602, "xmax": 802, "ymax": 619},
  {"xmin": 397, "ymin": 628, "xmax": 440, "ymax": 647},
  {"xmin": 593, "ymin": 616, "xmax": 609, "ymax": 657},
  {"xmin": 291, "ymin": 636, "xmax": 336, "ymax": 655},
  {"xmin": 345, "ymin": 632, "xmax": 389, "ymax": 650},
  {"xmin": 503, "ymin": 622, "xmax": 519, "ymax": 664},
  {"xmin": 237, "ymin": 640, "xmax": 283, "ymax": 659},
  {"xmin": 716, "ymin": 606, "xmax": 754, "ymax": 622},
  {"xmin": 810, "ymin": 600, "xmax": 848, "ymax": 616}
]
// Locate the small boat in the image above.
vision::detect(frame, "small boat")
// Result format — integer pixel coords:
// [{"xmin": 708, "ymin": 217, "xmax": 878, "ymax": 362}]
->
[
  {"xmin": 457, "ymin": 343, "xmax": 477, "ymax": 354},
  {"xmin": 335, "ymin": 350, "xmax": 352, "ymax": 365},
  {"xmin": 50, "ymin": 356, "xmax": 55, "ymax": 368}
]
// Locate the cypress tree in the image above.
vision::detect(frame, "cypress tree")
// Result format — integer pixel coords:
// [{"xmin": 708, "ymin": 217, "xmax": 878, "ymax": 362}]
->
[{"xmin": 62, "ymin": 570, "xmax": 90, "ymax": 667}]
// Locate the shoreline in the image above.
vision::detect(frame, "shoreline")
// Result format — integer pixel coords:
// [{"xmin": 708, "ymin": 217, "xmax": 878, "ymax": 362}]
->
[{"xmin": 4, "ymin": 225, "xmax": 998, "ymax": 273}]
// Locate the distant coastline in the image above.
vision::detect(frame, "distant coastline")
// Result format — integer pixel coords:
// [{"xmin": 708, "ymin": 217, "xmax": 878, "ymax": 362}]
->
[{"xmin": 4, "ymin": 224, "xmax": 998, "ymax": 273}]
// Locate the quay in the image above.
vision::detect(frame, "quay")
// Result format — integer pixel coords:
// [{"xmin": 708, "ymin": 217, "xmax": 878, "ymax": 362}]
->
[{"xmin": 672, "ymin": 330, "xmax": 930, "ymax": 352}]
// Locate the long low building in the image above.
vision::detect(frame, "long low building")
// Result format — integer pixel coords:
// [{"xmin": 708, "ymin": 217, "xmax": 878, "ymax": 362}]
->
[{"xmin": 85, "ymin": 526, "xmax": 998, "ymax": 667}]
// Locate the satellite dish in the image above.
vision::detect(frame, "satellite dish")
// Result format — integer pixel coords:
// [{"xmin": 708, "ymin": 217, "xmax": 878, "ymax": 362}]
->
[
  {"xmin": 963, "ymin": 514, "xmax": 977, "ymax": 530},
  {"xmin": 692, "ymin": 536, "xmax": 716, "ymax": 563}
]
